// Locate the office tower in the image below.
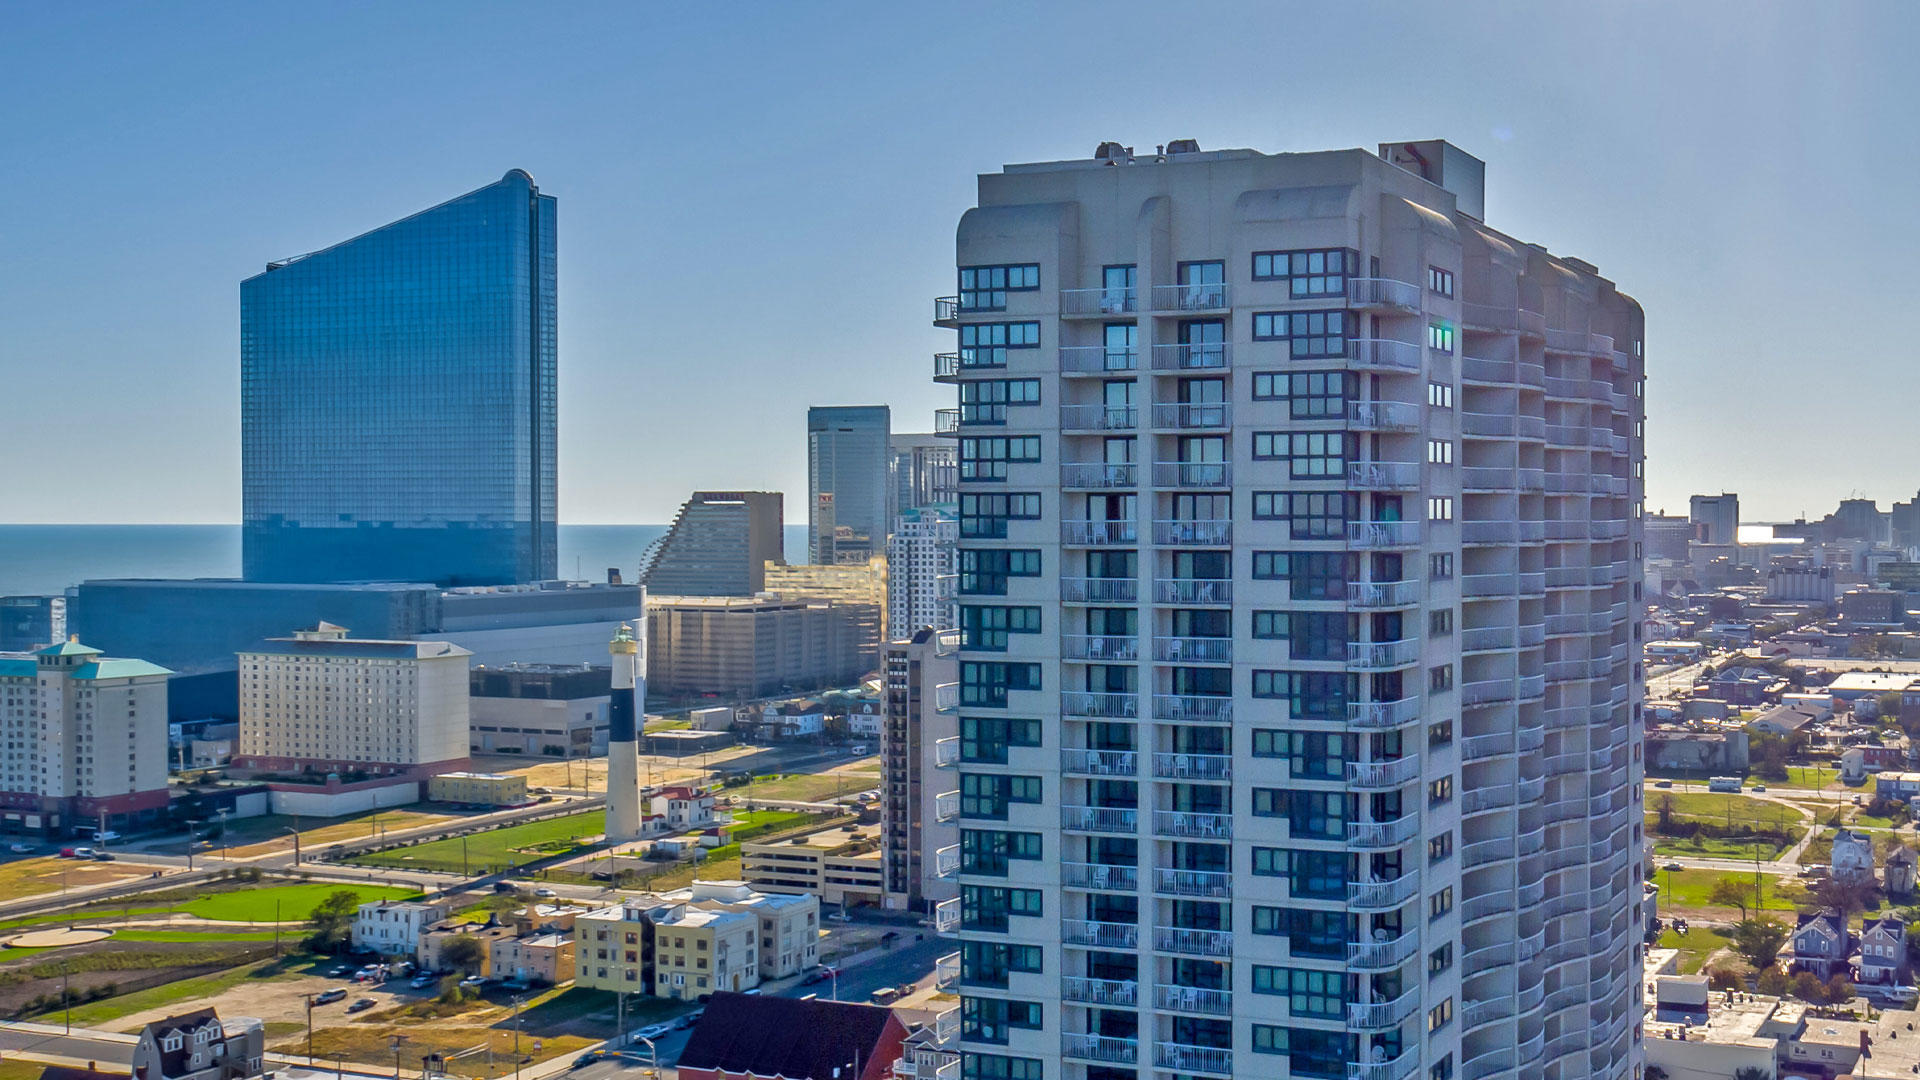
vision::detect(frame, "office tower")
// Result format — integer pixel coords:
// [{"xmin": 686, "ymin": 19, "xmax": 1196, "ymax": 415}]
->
[
  {"xmin": 1833, "ymin": 498, "xmax": 1886, "ymax": 543},
  {"xmin": 880, "ymin": 627, "xmax": 961, "ymax": 916},
  {"xmin": 241, "ymin": 170, "xmax": 557, "ymax": 587},
  {"xmin": 1892, "ymin": 490, "xmax": 1920, "ymax": 552},
  {"xmin": 889, "ymin": 505, "xmax": 959, "ymax": 635},
  {"xmin": 605, "ymin": 621, "xmax": 644, "ymax": 843},
  {"xmin": 893, "ymin": 431, "xmax": 961, "ymax": 520},
  {"xmin": 763, "ymin": 558, "xmax": 889, "ymax": 665},
  {"xmin": 1688, "ymin": 493, "xmax": 1740, "ymax": 547},
  {"xmin": 636, "ymin": 491, "xmax": 785, "ymax": 596},
  {"xmin": 0, "ymin": 639, "xmax": 171, "ymax": 835},
  {"xmin": 0, "ymin": 595, "xmax": 65, "ymax": 652},
  {"xmin": 1642, "ymin": 513, "xmax": 1691, "ymax": 562},
  {"xmin": 937, "ymin": 139, "xmax": 1646, "ymax": 1080},
  {"xmin": 808, "ymin": 405, "xmax": 892, "ymax": 564},
  {"xmin": 235, "ymin": 622, "xmax": 471, "ymax": 777}
]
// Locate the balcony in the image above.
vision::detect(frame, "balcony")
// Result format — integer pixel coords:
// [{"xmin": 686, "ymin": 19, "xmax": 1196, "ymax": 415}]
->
[
  {"xmin": 1458, "ymin": 731, "xmax": 1514, "ymax": 762},
  {"xmin": 1152, "ymin": 461, "xmax": 1231, "ymax": 488},
  {"xmin": 1347, "ymin": 520, "xmax": 1421, "ymax": 548},
  {"xmin": 1156, "ymin": 577, "xmax": 1231, "ymax": 605},
  {"xmin": 1154, "ymin": 636, "xmax": 1232, "ymax": 664},
  {"xmin": 1061, "ymin": 861, "xmax": 1139, "ymax": 891},
  {"xmin": 1061, "ymin": 976, "xmax": 1139, "ymax": 1007},
  {"xmin": 1153, "ymin": 925, "xmax": 1234, "ymax": 957},
  {"xmin": 932, "ymin": 352, "xmax": 963, "ymax": 382},
  {"xmin": 1349, "ymin": 338, "xmax": 1423, "ymax": 373},
  {"xmin": 933, "ymin": 682, "xmax": 958, "ymax": 714},
  {"xmin": 1348, "ymin": 400, "xmax": 1422, "ymax": 432},
  {"xmin": 1155, "ymin": 984, "xmax": 1233, "ymax": 1016},
  {"xmin": 1061, "ymin": 634, "xmax": 1140, "ymax": 661},
  {"xmin": 1151, "ymin": 402, "xmax": 1231, "ymax": 429},
  {"xmin": 1062, "ymin": 919, "xmax": 1139, "ymax": 949},
  {"xmin": 1060, "ymin": 691, "xmax": 1140, "ymax": 719},
  {"xmin": 933, "ymin": 408, "xmax": 961, "ymax": 435},
  {"xmin": 1062, "ymin": 805, "xmax": 1139, "ymax": 834},
  {"xmin": 1347, "ymin": 276, "xmax": 1422, "ymax": 311},
  {"xmin": 1459, "ymin": 411, "xmax": 1516, "ymax": 437},
  {"xmin": 1060, "ymin": 462, "xmax": 1138, "ymax": 490},
  {"xmin": 1061, "ymin": 748, "xmax": 1138, "ymax": 777},
  {"xmin": 1460, "ymin": 678, "xmax": 1514, "ymax": 706},
  {"xmin": 1153, "ymin": 867, "xmax": 1233, "ymax": 898},
  {"xmin": 1150, "ymin": 282, "xmax": 1230, "ymax": 312},
  {"xmin": 1153, "ymin": 519, "xmax": 1231, "ymax": 546},
  {"xmin": 1153, "ymin": 752, "xmax": 1231, "ymax": 781},
  {"xmin": 1347, "ymin": 756, "xmax": 1420, "ymax": 789},
  {"xmin": 1060, "ymin": 286, "xmax": 1139, "ymax": 318},
  {"xmin": 1153, "ymin": 694, "xmax": 1232, "ymax": 723},
  {"xmin": 1463, "ymin": 943, "xmax": 1514, "ymax": 979},
  {"xmin": 1150, "ymin": 342, "xmax": 1230, "ymax": 371},
  {"xmin": 1061, "ymin": 520, "xmax": 1137, "ymax": 545},
  {"xmin": 934, "ymin": 845, "xmax": 958, "ymax": 878},
  {"xmin": 1347, "ymin": 815, "xmax": 1420, "ymax": 849},
  {"xmin": 1347, "ymin": 696, "xmax": 1422, "ymax": 729},
  {"xmin": 934, "ymin": 791, "xmax": 959, "ymax": 822},
  {"xmin": 895, "ymin": 1053, "xmax": 960, "ymax": 1080},
  {"xmin": 1348, "ymin": 988, "xmax": 1421, "ymax": 1030},
  {"xmin": 1460, "ymin": 1048, "xmax": 1515, "ymax": 1080},
  {"xmin": 933, "ymin": 296, "xmax": 961, "ymax": 326},
  {"xmin": 1348, "ymin": 460, "xmax": 1421, "ymax": 491},
  {"xmin": 934, "ymin": 737, "xmax": 958, "ymax": 767},
  {"xmin": 1059, "ymin": 403, "xmax": 1137, "ymax": 431},
  {"xmin": 1348, "ymin": 930, "xmax": 1419, "ymax": 971},
  {"xmin": 935, "ymin": 951, "xmax": 959, "ymax": 988},
  {"xmin": 1347, "ymin": 638, "xmax": 1421, "ymax": 671},
  {"xmin": 1349, "ymin": 871, "xmax": 1420, "ymax": 911},
  {"xmin": 933, "ymin": 627, "xmax": 960, "ymax": 656},
  {"xmin": 1461, "ymin": 467, "xmax": 1512, "ymax": 492},
  {"xmin": 1460, "ymin": 572, "xmax": 1517, "ymax": 597},
  {"xmin": 1348, "ymin": 1049, "xmax": 1421, "ymax": 1080},
  {"xmin": 1061, "ymin": 1033, "xmax": 1137, "ymax": 1065},
  {"xmin": 1060, "ymin": 576, "xmax": 1138, "ymax": 604},
  {"xmin": 1154, "ymin": 810, "xmax": 1232, "ymax": 840},
  {"xmin": 933, "ymin": 897, "xmax": 958, "ymax": 934},
  {"xmin": 1058, "ymin": 345, "xmax": 1139, "ymax": 375},
  {"xmin": 1348, "ymin": 579, "xmax": 1421, "ymax": 608}
]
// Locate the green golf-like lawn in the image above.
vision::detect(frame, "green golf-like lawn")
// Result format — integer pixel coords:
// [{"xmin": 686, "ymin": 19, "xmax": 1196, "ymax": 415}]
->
[{"xmin": 351, "ymin": 811, "xmax": 604, "ymax": 874}]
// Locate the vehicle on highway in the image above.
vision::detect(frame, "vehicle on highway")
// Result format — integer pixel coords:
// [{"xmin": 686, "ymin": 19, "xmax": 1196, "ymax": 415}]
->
[
  {"xmin": 314, "ymin": 988, "xmax": 348, "ymax": 1004},
  {"xmin": 803, "ymin": 967, "xmax": 834, "ymax": 986},
  {"xmin": 92, "ymin": 851, "xmax": 116, "ymax": 861},
  {"xmin": 492, "ymin": 882, "xmax": 517, "ymax": 893},
  {"xmin": 1661, "ymin": 862, "xmax": 1683, "ymax": 872},
  {"xmin": 534, "ymin": 887, "xmax": 558, "ymax": 898},
  {"xmin": 628, "ymin": 1023, "xmax": 673, "ymax": 1043},
  {"xmin": 347, "ymin": 998, "xmax": 377, "ymax": 1013},
  {"xmin": 1750, "ymin": 785, "xmax": 1767, "ymax": 793},
  {"xmin": 869, "ymin": 986, "xmax": 904, "ymax": 1005},
  {"xmin": 1652, "ymin": 780, "xmax": 1672, "ymax": 788},
  {"xmin": 8, "ymin": 843, "xmax": 32, "ymax": 854}
]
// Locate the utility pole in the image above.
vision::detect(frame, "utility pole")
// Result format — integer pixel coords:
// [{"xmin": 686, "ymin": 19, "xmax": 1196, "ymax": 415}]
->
[
  {"xmin": 62, "ymin": 966, "xmax": 70, "ymax": 1034},
  {"xmin": 305, "ymin": 994, "xmax": 315, "ymax": 1064},
  {"xmin": 390, "ymin": 1035, "xmax": 408, "ymax": 1080},
  {"xmin": 185, "ymin": 818, "xmax": 200, "ymax": 871}
]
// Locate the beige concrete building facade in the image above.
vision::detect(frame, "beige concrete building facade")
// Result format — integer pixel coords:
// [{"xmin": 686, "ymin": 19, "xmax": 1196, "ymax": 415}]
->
[
  {"xmin": 646, "ymin": 595, "xmax": 870, "ymax": 699},
  {"xmin": 427, "ymin": 771, "xmax": 528, "ymax": 806},
  {"xmin": 880, "ymin": 628, "xmax": 960, "ymax": 916},
  {"xmin": 741, "ymin": 823, "xmax": 886, "ymax": 908}
]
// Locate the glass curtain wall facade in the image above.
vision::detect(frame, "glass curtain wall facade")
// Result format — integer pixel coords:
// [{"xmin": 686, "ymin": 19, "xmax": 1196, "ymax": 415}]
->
[
  {"xmin": 241, "ymin": 169, "xmax": 557, "ymax": 586},
  {"xmin": 808, "ymin": 405, "xmax": 893, "ymax": 564}
]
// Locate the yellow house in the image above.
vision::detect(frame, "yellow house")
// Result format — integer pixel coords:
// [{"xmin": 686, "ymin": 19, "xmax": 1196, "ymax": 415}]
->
[{"xmin": 428, "ymin": 771, "xmax": 529, "ymax": 806}]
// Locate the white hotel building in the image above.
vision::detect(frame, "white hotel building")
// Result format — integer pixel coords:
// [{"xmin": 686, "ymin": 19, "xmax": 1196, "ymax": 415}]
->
[{"xmin": 933, "ymin": 140, "xmax": 1646, "ymax": 1080}]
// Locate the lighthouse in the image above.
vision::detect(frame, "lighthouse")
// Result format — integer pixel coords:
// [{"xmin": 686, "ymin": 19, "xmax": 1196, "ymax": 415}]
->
[{"xmin": 605, "ymin": 611, "xmax": 646, "ymax": 843}]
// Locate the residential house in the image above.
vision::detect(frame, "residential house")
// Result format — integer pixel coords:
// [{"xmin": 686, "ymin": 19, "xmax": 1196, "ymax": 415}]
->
[
  {"xmin": 758, "ymin": 704, "xmax": 826, "ymax": 740},
  {"xmin": 677, "ymin": 992, "xmax": 910, "ymax": 1080},
  {"xmin": 1860, "ymin": 916, "xmax": 1910, "ymax": 986},
  {"xmin": 491, "ymin": 932, "xmax": 575, "ymax": 986},
  {"xmin": 1888, "ymin": 847, "xmax": 1918, "ymax": 896},
  {"xmin": 351, "ymin": 900, "xmax": 451, "ymax": 957},
  {"xmin": 1746, "ymin": 705, "xmax": 1823, "ymax": 741},
  {"xmin": 417, "ymin": 916, "xmax": 520, "ymax": 975},
  {"xmin": 1843, "ymin": 743, "xmax": 1911, "ymax": 782},
  {"xmin": 130, "ymin": 1009, "xmax": 265, "ymax": 1080},
  {"xmin": 1877, "ymin": 772, "xmax": 1920, "ymax": 801},
  {"xmin": 651, "ymin": 786, "xmax": 719, "ymax": 831},
  {"xmin": 1647, "ymin": 728, "xmax": 1749, "ymax": 772},
  {"xmin": 1712, "ymin": 666, "xmax": 1785, "ymax": 707},
  {"xmin": 1832, "ymin": 829, "xmax": 1877, "ymax": 886},
  {"xmin": 1789, "ymin": 908, "xmax": 1853, "ymax": 979}
]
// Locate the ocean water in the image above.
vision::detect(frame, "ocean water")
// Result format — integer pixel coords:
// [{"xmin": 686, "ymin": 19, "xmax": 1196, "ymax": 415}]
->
[{"xmin": 0, "ymin": 524, "xmax": 812, "ymax": 596}]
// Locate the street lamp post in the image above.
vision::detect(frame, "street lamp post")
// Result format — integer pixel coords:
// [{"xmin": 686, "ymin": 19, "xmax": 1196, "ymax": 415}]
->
[
  {"xmin": 389, "ymin": 1035, "xmax": 408, "ymax": 1080},
  {"xmin": 185, "ymin": 818, "xmax": 201, "ymax": 871},
  {"xmin": 284, "ymin": 827, "xmax": 303, "ymax": 865}
]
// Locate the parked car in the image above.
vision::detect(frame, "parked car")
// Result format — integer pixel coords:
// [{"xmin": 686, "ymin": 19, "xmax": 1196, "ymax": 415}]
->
[
  {"xmin": 410, "ymin": 976, "xmax": 436, "ymax": 989},
  {"xmin": 534, "ymin": 887, "xmax": 557, "ymax": 898},
  {"xmin": 492, "ymin": 882, "xmax": 517, "ymax": 894},
  {"xmin": 459, "ymin": 975, "xmax": 487, "ymax": 989},
  {"xmin": 328, "ymin": 966, "xmax": 351, "ymax": 977},
  {"xmin": 1652, "ymin": 780, "xmax": 1672, "ymax": 789},
  {"xmin": 674, "ymin": 1009, "xmax": 703, "ymax": 1030},
  {"xmin": 8, "ymin": 843, "xmax": 32, "ymax": 854},
  {"xmin": 72, "ymin": 847, "xmax": 94, "ymax": 858},
  {"xmin": 57, "ymin": 848, "xmax": 77, "ymax": 858},
  {"xmin": 802, "ymin": 968, "xmax": 832, "ymax": 986},
  {"xmin": 314, "ymin": 988, "xmax": 348, "ymax": 1004},
  {"xmin": 1661, "ymin": 862, "xmax": 1683, "ymax": 872},
  {"xmin": 347, "ymin": 998, "xmax": 377, "ymax": 1013},
  {"xmin": 92, "ymin": 851, "xmax": 116, "ymax": 861},
  {"xmin": 1751, "ymin": 785, "xmax": 1767, "ymax": 793}
]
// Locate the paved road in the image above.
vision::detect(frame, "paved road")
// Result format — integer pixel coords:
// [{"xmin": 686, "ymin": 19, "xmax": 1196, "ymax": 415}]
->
[{"xmin": 0, "ymin": 1023, "xmax": 135, "ymax": 1067}]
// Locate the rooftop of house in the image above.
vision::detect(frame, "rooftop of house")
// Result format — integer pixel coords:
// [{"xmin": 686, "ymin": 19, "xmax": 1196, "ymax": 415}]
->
[
  {"xmin": 679, "ymin": 992, "xmax": 897, "ymax": 1080},
  {"xmin": 1643, "ymin": 990, "xmax": 1791, "ymax": 1047}
]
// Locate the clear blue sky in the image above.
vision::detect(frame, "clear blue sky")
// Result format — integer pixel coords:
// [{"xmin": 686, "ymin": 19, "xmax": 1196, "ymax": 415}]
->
[{"xmin": 3, "ymin": 1, "xmax": 1915, "ymax": 524}]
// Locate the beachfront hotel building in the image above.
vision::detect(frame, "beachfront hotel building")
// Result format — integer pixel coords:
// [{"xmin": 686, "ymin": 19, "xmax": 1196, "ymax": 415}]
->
[
  {"xmin": 0, "ymin": 639, "xmax": 172, "ymax": 835},
  {"xmin": 935, "ymin": 139, "xmax": 1647, "ymax": 1080}
]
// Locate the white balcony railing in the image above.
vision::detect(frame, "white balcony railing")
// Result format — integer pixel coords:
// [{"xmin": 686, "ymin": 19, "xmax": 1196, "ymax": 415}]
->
[
  {"xmin": 1155, "ymin": 1042, "xmax": 1232, "ymax": 1076},
  {"xmin": 1059, "ymin": 462, "xmax": 1138, "ymax": 489},
  {"xmin": 1155, "ymin": 983, "xmax": 1233, "ymax": 1015},
  {"xmin": 1348, "ymin": 400, "xmax": 1422, "ymax": 431},
  {"xmin": 1061, "ymin": 633, "xmax": 1140, "ymax": 660},
  {"xmin": 1155, "ymin": 578, "xmax": 1231, "ymax": 605},
  {"xmin": 1347, "ymin": 520, "xmax": 1421, "ymax": 548},
  {"xmin": 1348, "ymin": 988, "xmax": 1421, "ymax": 1030},
  {"xmin": 1061, "ymin": 861, "xmax": 1139, "ymax": 891},
  {"xmin": 1060, "ymin": 748, "xmax": 1137, "ymax": 777},
  {"xmin": 1348, "ymin": 871, "xmax": 1420, "ymax": 910},
  {"xmin": 1348, "ymin": 1049, "xmax": 1421, "ymax": 1080},
  {"xmin": 1152, "ymin": 461, "xmax": 1232, "ymax": 488},
  {"xmin": 1153, "ymin": 752, "xmax": 1231, "ymax": 781},
  {"xmin": 1060, "ymin": 286, "xmax": 1138, "ymax": 317},
  {"xmin": 1153, "ymin": 867, "xmax": 1233, "ymax": 898},
  {"xmin": 1153, "ymin": 694, "xmax": 1232, "ymax": 723},
  {"xmin": 1346, "ymin": 276, "xmax": 1422, "ymax": 310},
  {"xmin": 1348, "ymin": 460, "xmax": 1422, "ymax": 490},
  {"xmin": 1061, "ymin": 520, "xmax": 1137, "ymax": 545},
  {"xmin": 1062, "ymin": 920, "xmax": 1139, "ymax": 949},
  {"xmin": 1348, "ymin": 930, "xmax": 1420, "ymax": 970},
  {"xmin": 1062, "ymin": 976, "xmax": 1139, "ymax": 1007},
  {"xmin": 933, "ymin": 682, "xmax": 958, "ymax": 713},
  {"xmin": 1060, "ymin": 576, "xmax": 1138, "ymax": 603},
  {"xmin": 1153, "ymin": 925, "xmax": 1234, "ymax": 957},
  {"xmin": 1061, "ymin": 1034, "xmax": 1137, "ymax": 1065},
  {"xmin": 934, "ymin": 791, "xmax": 959, "ymax": 822},
  {"xmin": 1154, "ymin": 636, "xmax": 1232, "ymax": 663},
  {"xmin": 1058, "ymin": 345, "xmax": 1139, "ymax": 374},
  {"xmin": 1347, "ymin": 579, "xmax": 1421, "ymax": 608},
  {"xmin": 933, "ymin": 737, "xmax": 958, "ymax": 767},
  {"xmin": 1059, "ymin": 403, "xmax": 1138, "ymax": 431},
  {"xmin": 932, "ymin": 897, "xmax": 958, "ymax": 933},
  {"xmin": 1151, "ymin": 402, "xmax": 1232, "ymax": 429},
  {"xmin": 1347, "ymin": 815, "xmax": 1421, "ymax": 849},
  {"xmin": 1154, "ymin": 810, "xmax": 1233, "ymax": 840},
  {"xmin": 1347, "ymin": 638, "xmax": 1421, "ymax": 670},
  {"xmin": 1153, "ymin": 519, "xmax": 1232, "ymax": 545},
  {"xmin": 934, "ymin": 844, "xmax": 959, "ymax": 878},
  {"xmin": 1060, "ymin": 691, "xmax": 1139, "ymax": 719},
  {"xmin": 935, "ymin": 950, "xmax": 959, "ymax": 988},
  {"xmin": 1150, "ymin": 282, "xmax": 1230, "ymax": 311},
  {"xmin": 1062, "ymin": 805, "xmax": 1139, "ymax": 834},
  {"xmin": 1349, "ymin": 338, "xmax": 1423, "ymax": 372},
  {"xmin": 1347, "ymin": 756, "xmax": 1420, "ymax": 789},
  {"xmin": 1149, "ymin": 342, "xmax": 1231, "ymax": 371},
  {"xmin": 1347, "ymin": 696, "xmax": 1422, "ymax": 729}
]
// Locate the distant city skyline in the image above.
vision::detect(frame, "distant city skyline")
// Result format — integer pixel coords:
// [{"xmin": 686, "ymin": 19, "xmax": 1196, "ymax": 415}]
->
[{"xmin": 3, "ymin": 2, "xmax": 1918, "ymax": 524}]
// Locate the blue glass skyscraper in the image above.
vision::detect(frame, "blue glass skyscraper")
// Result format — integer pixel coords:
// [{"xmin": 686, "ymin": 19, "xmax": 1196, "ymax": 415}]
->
[{"xmin": 241, "ymin": 170, "xmax": 557, "ymax": 586}]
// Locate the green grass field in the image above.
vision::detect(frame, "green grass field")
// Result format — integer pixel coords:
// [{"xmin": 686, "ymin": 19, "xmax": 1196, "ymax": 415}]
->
[
  {"xmin": 0, "ymin": 881, "xmax": 418, "ymax": 932},
  {"xmin": 1651, "ymin": 867, "xmax": 1797, "ymax": 913},
  {"xmin": 351, "ymin": 811, "xmax": 603, "ymax": 873},
  {"xmin": 1656, "ymin": 925, "xmax": 1735, "ymax": 974},
  {"xmin": 1650, "ymin": 834, "xmax": 1786, "ymax": 860},
  {"xmin": 1648, "ymin": 792, "xmax": 1803, "ymax": 830}
]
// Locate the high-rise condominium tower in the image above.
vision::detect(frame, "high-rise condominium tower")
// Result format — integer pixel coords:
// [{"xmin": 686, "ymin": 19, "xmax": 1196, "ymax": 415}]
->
[
  {"xmin": 1688, "ymin": 493, "xmax": 1739, "ymax": 547},
  {"xmin": 242, "ymin": 170, "xmax": 557, "ymax": 586},
  {"xmin": 637, "ymin": 491, "xmax": 785, "ymax": 596},
  {"xmin": 808, "ymin": 405, "xmax": 892, "ymax": 564},
  {"xmin": 936, "ymin": 140, "xmax": 1646, "ymax": 1080}
]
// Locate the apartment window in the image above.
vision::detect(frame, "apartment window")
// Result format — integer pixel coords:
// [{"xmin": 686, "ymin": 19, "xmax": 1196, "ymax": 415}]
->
[
  {"xmin": 1427, "ymin": 266, "xmax": 1454, "ymax": 298},
  {"xmin": 1251, "ymin": 966, "xmax": 1344, "ymax": 1019},
  {"xmin": 1252, "ymin": 310, "xmax": 1350, "ymax": 359},
  {"xmin": 1250, "ymin": 906, "xmax": 1345, "ymax": 958},
  {"xmin": 1251, "ymin": 1026, "xmax": 1350, "ymax": 1078},
  {"xmin": 960, "ymin": 885, "xmax": 1042, "ymax": 932},
  {"xmin": 1175, "ymin": 260, "xmax": 1226, "ymax": 308},
  {"xmin": 1250, "ymin": 848, "xmax": 1345, "ymax": 899},
  {"xmin": 1429, "ymin": 664, "xmax": 1453, "ymax": 692},
  {"xmin": 1430, "ymin": 1055, "xmax": 1454, "ymax": 1080},
  {"xmin": 1428, "ymin": 831, "xmax": 1452, "ymax": 864},
  {"xmin": 960, "ymin": 662, "xmax": 1040, "ymax": 708},
  {"xmin": 1428, "ymin": 553, "xmax": 1453, "ymax": 579},
  {"xmin": 958, "ymin": 549, "xmax": 1041, "ymax": 596},
  {"xmin": 959, "ymin": 492, "xmax": 1040, "ymax": 538},
  {"xmin": 1251, "ymin": 248, "xmax": 1353, "ymax": 297},
  {"xmin": 960, "ymin": 715, "xmax": 1041, "ymax": 764},
  {"xmin": 1253, "ymin": 431, "xmax": 1345, "ymax": 479},
  {"xmin": 1427, "ymin": 997, "xmax": 1454, "ymax": 1033},
  {"xmin": 1429, "ymin": 943, "xmax": 1454, "ymax": 976},
  {"xmin": 960, "ymin": 941, "xmax": 1043, "ymax": 987},
  {"xmin": 959, "ymin": 773, "xmax": 1041, "ymax": 819},
  {"xmin": 1253, "ymin": 492, "xmax": 1347, "ymax": 539},
  {"xmin": 1426, "ymin": 439, "xmax": 1452, "ymax": 465},
  {"xmin": 1252, "ymin": 551, "xmax": 1350, "ymax": 600},
  {"xmin": 1427, "ymin": 322, "xmax": 1454, "ymax": 354},
  {"xmin": 1427, "ymin": 382, "xmax": 1453, "ymax": 408},
  {"xmin": 1252, "ymin": 370, "xmax": 1354, "ymax": 419},
  {"xmin": 1250, "ymin": 729, "xmax": 1343, "ymax": 779},
  {"xmin": 1428, "ymin": 719, "xmax": 1452, "ymax": 747},
  {"xmin": 960, "ymin": 436, "xmax": 1041, "ymax": 481},
  {"xmin": 1428, "ymin": 776, "xmax": 1453, "ymax": 805},
  {"xmin": 1252, "ymin": 788, "xmax": 1345, "ymax": 839},
  {"xmin": 1253, "ymin": 611, "xmax": 1348, "ymax": 661},
  {"xmin": 960, "ymin": 1053, "xmax": 1042, "ymax": 1080},
  {"xmin": 1429, "ymin": 608, "xmax": 1452, "ymax": 636},
  {"xmin": 1429, "ymin": 886, "xmax": 1454, "ymax": 921},
  {"xmin": 1252, "ymin": 670, "xmax": 1347, "ymax": 720},
  {"xmin": 1426, "ymin": 497, "xmax": 1453, "ymax": 522},
  {"xmin": 958, "ymin": 264, "xmax": 1039, "ymax": 311},
  {"xmin": 960, "ymin": 995, "xmax": 1042, "ymax": 1044},
  {"xmin": 959, "ymin": 605, "xmax": 1041, "ymax": 651},
  {"xmin": 959, "ymin": 379, "xmax": 1041, "ymax": 424},
  {"xmin": 958, "ymin": 322, "xmax": 1040, "ymax": 368},
  {"xmin": 959, "ymin": 829, "xmax": 1042, "ymax": 875}
]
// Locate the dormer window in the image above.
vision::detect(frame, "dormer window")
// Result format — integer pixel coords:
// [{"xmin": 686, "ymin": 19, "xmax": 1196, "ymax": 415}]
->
[{"xmin": 163, "ymin": 1035, "xmax": 183, "ymax": 1052}]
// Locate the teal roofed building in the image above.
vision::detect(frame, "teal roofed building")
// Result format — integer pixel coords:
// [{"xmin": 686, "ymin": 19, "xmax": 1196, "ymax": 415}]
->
[{"xmin": 0, "ymin": 637, "xmax": 172, "ymax": 836}]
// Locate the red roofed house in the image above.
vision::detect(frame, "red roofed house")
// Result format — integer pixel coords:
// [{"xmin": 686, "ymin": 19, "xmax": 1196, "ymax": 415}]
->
[{"xmin": 678, "ymin": 992, "xmax": 909, "ymax": 1080}]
